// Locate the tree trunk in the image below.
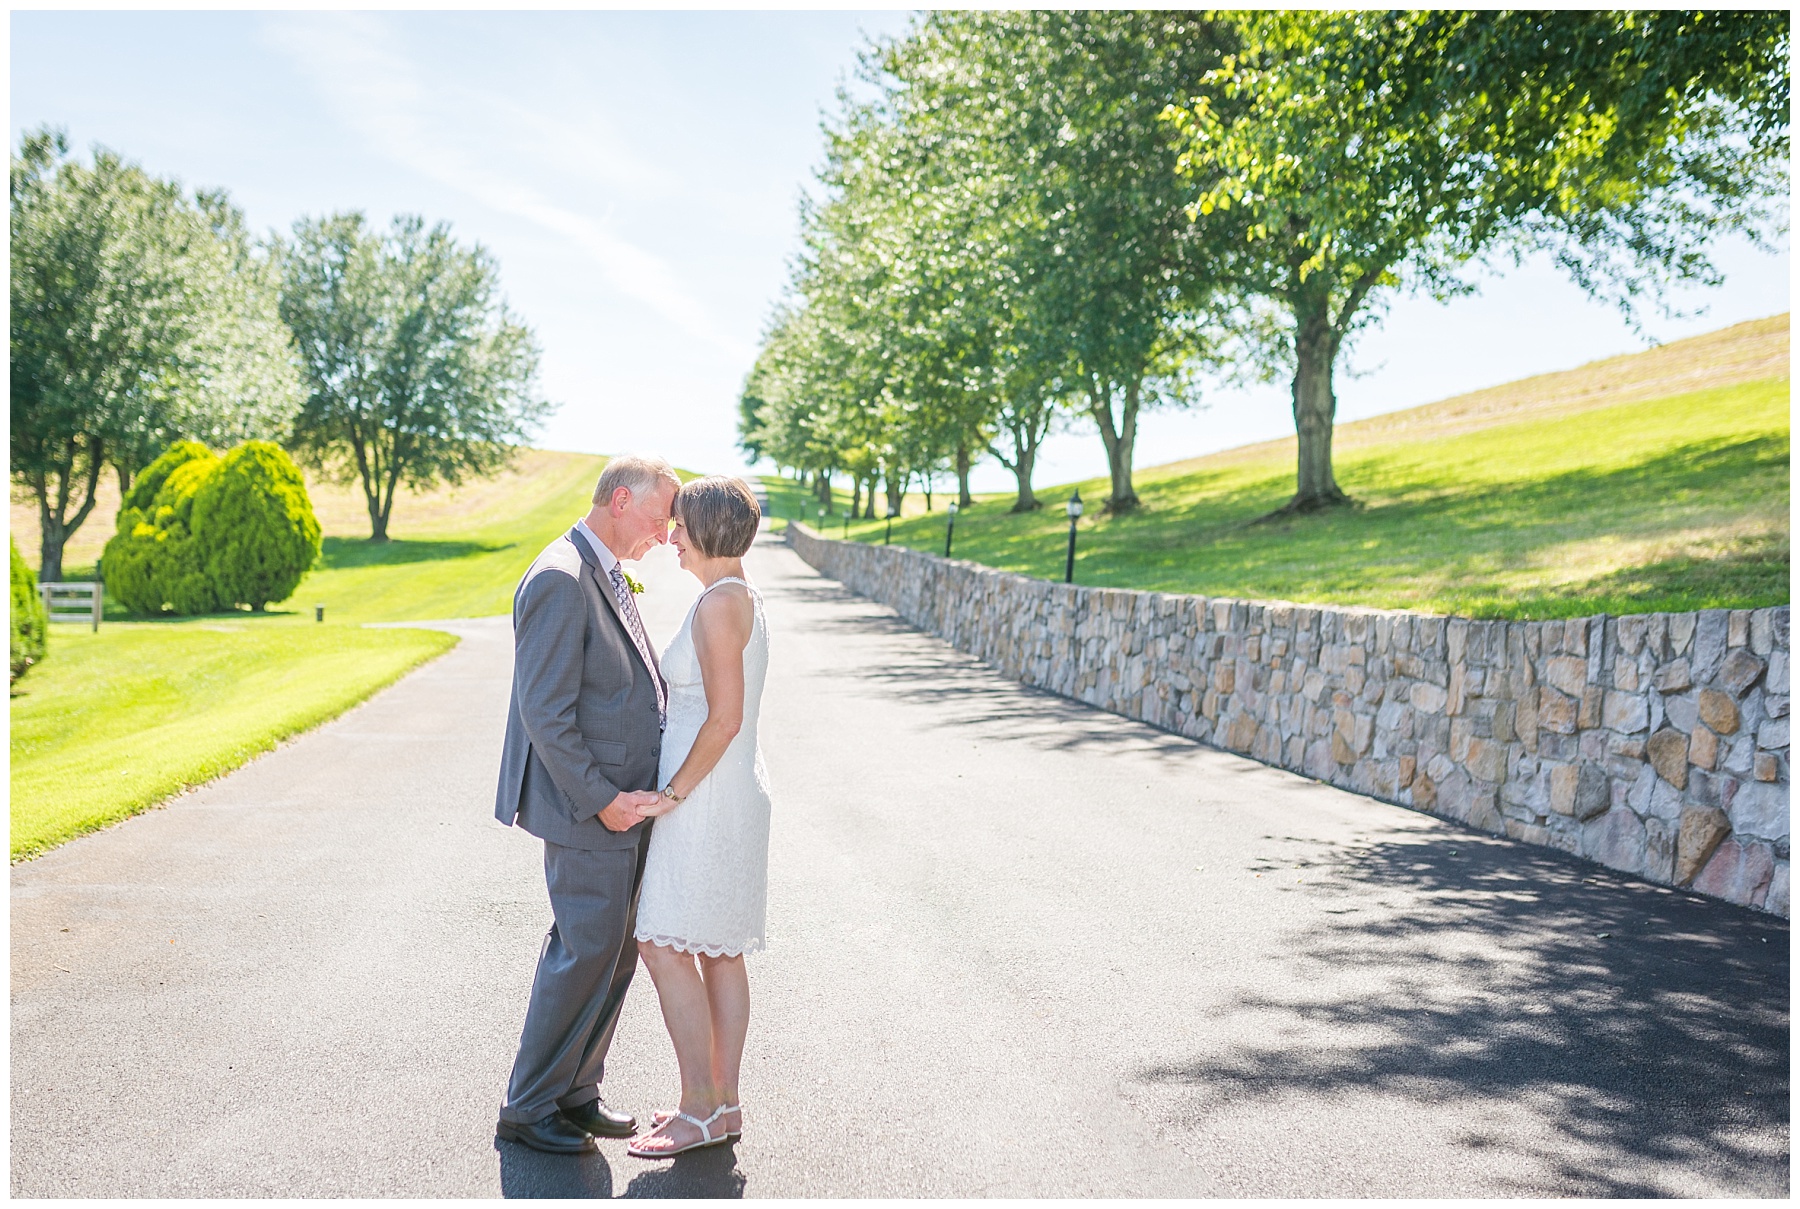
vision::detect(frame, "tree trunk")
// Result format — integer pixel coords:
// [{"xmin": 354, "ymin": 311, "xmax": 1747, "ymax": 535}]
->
[
  {"xmin": 849, "ymin": 476, "xmax": 862, "ymax": 520},
  {"xmin": 1089, "ymin": 376, "xmax": 1141, "ymax": 513},
  {"xmin": 1287, "ymin": 295, "xmax": 1349, "ymax": 512},
  {"xmin": 374, "ymin": 452, "xmax": 406, "ymax": 543},
  {"xmin": 883, "ymin": 467, "xmax": 904, "ymax": 517},
  {"xmin": 921, "ymin": 472, "xmax": 932, "ymax": 512},
  {"xmin": 36, "ymin": 492, "xmax": 68, "ymax": 586},
  {"xmin": 955, "ymin": 444, "xmax": 973, "ymax": 508},
  {"xmin": 992, "ymin": 404, "xmax": 1049, "ymax": 513},
  {"xmin": 350, "ymin": 429, "xmax": 390, "ymax": 541},
  {"xmin": 35, "ymin": 438, "xmax": 105, "ymax": 583},
  {"xmin": 1007, "ymin": 420, "xmax": 1042, "ymax": 512},
  {"xmin": 863, "ymin": 477, "xmax": 877, "ymax": 519}
]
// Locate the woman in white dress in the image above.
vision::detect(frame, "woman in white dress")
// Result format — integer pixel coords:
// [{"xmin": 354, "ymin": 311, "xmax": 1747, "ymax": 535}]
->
[{"xmin": 627, "ymin": 475, "xmax": 772, "ymax": 1159}]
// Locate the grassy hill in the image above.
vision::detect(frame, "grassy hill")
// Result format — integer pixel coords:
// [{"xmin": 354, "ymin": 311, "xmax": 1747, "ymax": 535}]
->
[
  {"xmin": 298, "ymin": 449, "xmax": 611, "ymax": 623},
  {"xmin": 802, "ymin": 314, "xmax": 1789, "ymax": 619},
  {"xmin": 11, "ymin": 448, "xmax": 613, "ymax": 859}
]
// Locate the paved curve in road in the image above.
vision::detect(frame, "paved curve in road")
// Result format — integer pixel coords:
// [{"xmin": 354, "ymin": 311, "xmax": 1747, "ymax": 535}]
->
[{"xmin": 12, "ymin": 532, "xmax": 1789, "ymax": 1197}]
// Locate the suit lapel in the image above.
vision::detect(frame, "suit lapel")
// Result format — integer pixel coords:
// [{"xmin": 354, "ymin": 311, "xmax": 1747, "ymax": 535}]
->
[{"xmin": 568, "ymin": 526, "xmax": 663, "ymax": 686}]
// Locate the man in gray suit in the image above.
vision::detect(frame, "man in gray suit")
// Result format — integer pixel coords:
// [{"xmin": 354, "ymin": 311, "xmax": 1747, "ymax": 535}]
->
[{"xmin": 493, "ymin": 454, "xmax": 681, "ymax": 1155}]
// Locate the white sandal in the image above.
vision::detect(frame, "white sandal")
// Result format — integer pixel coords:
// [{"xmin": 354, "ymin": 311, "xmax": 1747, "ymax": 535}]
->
[
  {"xmin": 653, "ymin": 1102, "xmax": 741, "ymax": 1139},
  {"xmin": 627, "ymin": 1104, "xmax": 730, "ymax": 1158}
]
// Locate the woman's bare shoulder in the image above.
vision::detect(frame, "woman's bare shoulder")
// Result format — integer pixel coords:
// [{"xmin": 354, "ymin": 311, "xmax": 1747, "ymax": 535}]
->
[{"xmin": 694, "ymin": 581, "xmax": 754, "ymax": 642}]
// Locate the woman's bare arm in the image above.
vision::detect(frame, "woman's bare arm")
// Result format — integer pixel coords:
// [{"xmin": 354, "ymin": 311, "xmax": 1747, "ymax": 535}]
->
[{"xmin": 642, "ymin": 584, "xmax": 753, "ymax": 811}]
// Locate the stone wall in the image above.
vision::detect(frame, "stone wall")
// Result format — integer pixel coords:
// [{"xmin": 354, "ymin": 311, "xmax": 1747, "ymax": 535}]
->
[{"xmin": 786, "ymin": 524, "xmax": 1791, "ymax": 916}]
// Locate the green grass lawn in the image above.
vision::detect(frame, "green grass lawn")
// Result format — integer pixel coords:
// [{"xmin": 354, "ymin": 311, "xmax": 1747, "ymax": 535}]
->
[
  {"xmin": 818, "ymin": 376, "xmax": 1788, "ymax": 619},
  {"xmin": 292, "ymin": 453, "xmax": 609, "ymax": 624},
  {"xmin": 11, "ymin": 450, "xmax": 617, "ymax": 859},
  {"xmin": 758, "ymin": 474, "xmax": 829, "ymax": 535},
  {"xmin": 10, "ymin": 619, "xmax": 456, "ymax": 859}
]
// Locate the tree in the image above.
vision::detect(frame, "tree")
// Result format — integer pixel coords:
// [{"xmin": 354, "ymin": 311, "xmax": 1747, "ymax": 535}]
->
[
  {"xmin": 1165, "ymin": 10, "xmax": 1790, "ymax": 513},
  {"xmin": 745, "ymin": 14, "xmax": 1238, "ymax": 518},
  {"xmin": 10, "ymin": 127, "xmax": 300, "ymax": 582},
  {"xmin": 278, "ymin": 213, "xmax": 549, "ymax": 541},
  {"xmin": 893, "ymin": 12, "xmax": 1238, "ymax": 513}
]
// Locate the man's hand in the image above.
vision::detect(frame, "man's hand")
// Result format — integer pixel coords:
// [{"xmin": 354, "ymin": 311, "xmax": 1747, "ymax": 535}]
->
[{"xmin": 598, "ymin": 789, "xmax": 661, "ymax": 832}]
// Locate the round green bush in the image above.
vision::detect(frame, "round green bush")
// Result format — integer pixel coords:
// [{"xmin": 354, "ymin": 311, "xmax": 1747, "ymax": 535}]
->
[
  {"xmin": 104, "ymin": 445, "xmax": 223, "ymax": 615},
  {"xmin": 192, "ymin": 440, "xmax": 321, "ymax": 611},
  {"xmin": 121, "ymin": 439, "xmax": 214, "ymax": 514},
  {"xmin": 11, "ymin": 535, "xmax": 49, "ymax": 683}
]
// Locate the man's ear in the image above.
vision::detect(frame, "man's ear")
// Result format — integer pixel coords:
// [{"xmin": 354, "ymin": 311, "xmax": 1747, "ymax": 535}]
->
[{"xmin": 609, "ymin": 486, "xmax": 633, "ymax": 515}]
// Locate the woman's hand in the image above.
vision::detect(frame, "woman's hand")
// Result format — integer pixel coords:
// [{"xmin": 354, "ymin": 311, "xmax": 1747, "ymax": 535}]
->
[{"xmin": 636, "ymin": 788, "xmax": 682, "ymax": 818}]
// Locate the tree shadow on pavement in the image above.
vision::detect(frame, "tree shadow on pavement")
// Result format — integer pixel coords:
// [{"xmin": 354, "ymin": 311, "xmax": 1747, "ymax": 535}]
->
[
  {"xmin": 762, "ymin": 579, "xmax": 910, "ymax": 630},
  {"xmin": 1135, "ymin": 828, "xmax": 1790, "ymax": 1196},
  {"xmin": 776, "ymin": 587, "xmax": 1208, "ymax": 762}
]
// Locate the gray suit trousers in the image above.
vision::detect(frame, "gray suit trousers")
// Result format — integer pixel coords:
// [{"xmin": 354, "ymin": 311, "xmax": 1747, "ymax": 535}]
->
[{"xmin": 500, "ymin": 834, "xmax": 650, "ymax": 1124}]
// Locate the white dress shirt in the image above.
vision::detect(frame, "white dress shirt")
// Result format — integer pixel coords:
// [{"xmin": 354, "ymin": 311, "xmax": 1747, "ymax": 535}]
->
[{"xmin": 571, "ymin": 517, "xmax": 621, "ymax": 578}]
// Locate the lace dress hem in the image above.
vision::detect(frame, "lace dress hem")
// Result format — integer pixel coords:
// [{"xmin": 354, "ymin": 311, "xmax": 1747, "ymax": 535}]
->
[{"xmin": 633, "ymin": 931, "xmax": 765, "ymax": 958}]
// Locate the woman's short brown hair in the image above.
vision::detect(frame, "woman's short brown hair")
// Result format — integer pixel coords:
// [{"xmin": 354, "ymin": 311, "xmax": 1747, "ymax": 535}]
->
[{"xmin": 674, "ymin": 476, "xmax": 761, "ymax": 558}]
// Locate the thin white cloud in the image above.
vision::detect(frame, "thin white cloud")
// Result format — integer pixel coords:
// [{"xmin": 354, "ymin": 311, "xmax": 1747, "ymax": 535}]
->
[{"xmin": 264, "ymin": 11, "xmax": 749, "ymax": 360}]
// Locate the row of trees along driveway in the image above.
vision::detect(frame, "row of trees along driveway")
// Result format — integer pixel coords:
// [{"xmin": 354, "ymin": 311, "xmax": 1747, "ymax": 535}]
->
[
  {"xmin": 10, "ymin": 127, "xmax": 548, "ymax": 582},
  {"xmin": 739, "ymin": 11, "xmax": 1788, "ymax": 517}
]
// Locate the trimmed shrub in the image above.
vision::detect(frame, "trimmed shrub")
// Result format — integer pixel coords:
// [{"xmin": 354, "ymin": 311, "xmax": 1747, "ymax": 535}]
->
[
  {"xmin": 121, "ymin": 440, "xmax": 214, "ymax": 514},
  {"xmin": 105, "ymin": 445, "xmax": 223, "ymax": 615},
  {"xmin": 102, "ymin": 439, "xmax": 321, "ymax": 615},
  {"xmin": 11, "ymin": 536, "xmax": 49, "ymax": 683},
  {"xmin": 192, "ymin": 441, "xmax": 321, "ymax": 611}
]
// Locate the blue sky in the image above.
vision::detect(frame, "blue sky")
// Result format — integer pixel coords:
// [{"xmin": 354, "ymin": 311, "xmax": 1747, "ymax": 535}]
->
[{"xmin": 12, "ymin": 10, "xmax": 1789, "ymax": 491}]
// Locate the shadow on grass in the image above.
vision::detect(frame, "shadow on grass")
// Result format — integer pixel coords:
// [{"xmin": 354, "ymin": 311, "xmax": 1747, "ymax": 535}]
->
[
  {"xmin": 91, "ymin": 603, "xmax": 307, "ymax": 625},
  {"xmin": 863, "ymin": 432, "xmax": 1790, "ymax": 617},
  {"xmin": 318, "ymin": 535, "xmax": 515, "ymax": 570},
  {"xmin": 1135, "ymin": 829, "xmax": 1789, "ymax": 1196},
  {"xmin": 1493, "ymin": 531, "xmax": 1791, "ymax": 619},
  {"xmin": 71, "ymin": 536, "xmax": 518, "ymax": 622}
]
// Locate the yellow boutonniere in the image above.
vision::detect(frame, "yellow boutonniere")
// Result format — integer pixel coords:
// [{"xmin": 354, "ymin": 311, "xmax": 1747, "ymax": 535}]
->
[{"xmin": 622, "ymin": 570, "xmax": 645, "ymax": 595}]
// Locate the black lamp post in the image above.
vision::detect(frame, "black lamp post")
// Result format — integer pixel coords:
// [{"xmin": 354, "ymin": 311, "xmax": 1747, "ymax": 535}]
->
[
  {"xmin": 885, "ymin": 505, "xmax": 898, "ymax": 545},
  {"xmin": 944, "ymin": 501, "xmax": 959, "ymax": 558},
  {"xmin": 817, "ymin": 505, "xmax": 826, "ymax": 533},
  {"xmin": 1063, "ymin": 489, "xmax": 1083, "ymax": 583},
  {"xmin": 842, "ymin": 510, "xmax": 850, "ymax": 538}
]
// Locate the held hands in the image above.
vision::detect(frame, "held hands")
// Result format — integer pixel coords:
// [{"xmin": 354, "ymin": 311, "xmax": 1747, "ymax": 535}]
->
[
  {"xmin": 598, "ymin": 789, "xmax": 662, "ymax": 832},
  {"xmin": 635, "ymin": 786, "xmax": 683, "ymax": 819}
]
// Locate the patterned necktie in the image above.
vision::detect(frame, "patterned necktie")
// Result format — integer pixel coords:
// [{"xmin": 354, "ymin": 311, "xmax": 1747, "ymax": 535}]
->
[{"xmin": 608, "ymin": 565, "xmax": 666, "ymax": 730}]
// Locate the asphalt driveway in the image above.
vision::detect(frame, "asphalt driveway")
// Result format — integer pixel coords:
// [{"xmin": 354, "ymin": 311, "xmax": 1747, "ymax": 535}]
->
[{"xmin": 11, "ymin": 532, "xmax": 1788, "ymax": 1197}]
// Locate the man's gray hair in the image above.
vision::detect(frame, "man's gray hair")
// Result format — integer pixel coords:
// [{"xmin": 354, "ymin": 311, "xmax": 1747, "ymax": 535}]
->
[{"xmin": 593, "ymin": 454, "xmax": 681, "ymax": 506}]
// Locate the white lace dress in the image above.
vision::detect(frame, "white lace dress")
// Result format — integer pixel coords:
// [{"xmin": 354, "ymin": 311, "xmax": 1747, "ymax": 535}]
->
[{"xmin": 634, "ymin": 577, "xmax": 773, "ymax": 957}]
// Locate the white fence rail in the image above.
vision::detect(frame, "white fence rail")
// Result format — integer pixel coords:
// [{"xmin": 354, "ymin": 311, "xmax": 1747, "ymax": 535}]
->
[{"xmin": 39, "ymin": 581, "xmax": 102, "ymax": 631}]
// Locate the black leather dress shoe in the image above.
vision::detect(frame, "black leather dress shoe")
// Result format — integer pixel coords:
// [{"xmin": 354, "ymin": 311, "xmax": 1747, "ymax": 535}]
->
[
  {"xmin": 496, "ymin": 1111, "xmax": 597, "ymax": 1154},
  {"xmin": 559, "ymin": 1098, "xmax": 637, "ymax": 1139}
]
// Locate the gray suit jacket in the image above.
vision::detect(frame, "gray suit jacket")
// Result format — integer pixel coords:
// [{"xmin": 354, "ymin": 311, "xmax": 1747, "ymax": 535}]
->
[{"xmin": 494, "ymin": 526, "xmax": 664, "ymax": 851}]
